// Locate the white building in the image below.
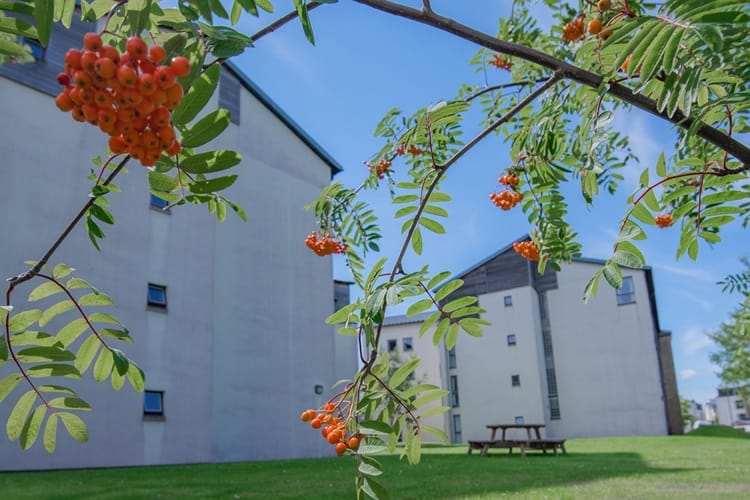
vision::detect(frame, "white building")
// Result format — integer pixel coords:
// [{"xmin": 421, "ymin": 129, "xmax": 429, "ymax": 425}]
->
[
  {"xmin": 0, "ymin": 18, "xmax": 356, "ymax": 469},
  {"xmin": 380, "ymin": 238, "xmax": 682, "ymax": 443},
  {"xmin": 710, "ymin": 388, "xmax": 750, "ymax": 431}
]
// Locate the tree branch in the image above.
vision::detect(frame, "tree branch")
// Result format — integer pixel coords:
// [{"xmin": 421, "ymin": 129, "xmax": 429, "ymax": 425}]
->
[
  {"xmin": 250, "ymin": 2, "xmax": 324, "ymax": 43},
  {"xmin": 352, "ymin": 0, "xmax": 750, "ymax": 166}
]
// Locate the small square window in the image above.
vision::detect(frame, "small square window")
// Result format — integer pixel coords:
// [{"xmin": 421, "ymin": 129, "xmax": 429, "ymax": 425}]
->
[
  {"xmin": 387, "ymin": 339, "xmax": 397, "ymax": 352},
  {"xmin": 148, "ymin": 284, "xmax": 167, "ymax": 308},
  {"xmin": 23, "ymin": 38, "xmax": 45, "ymax": 60},
  {"xmin": 507, "ymin": 334, "xmax": 517, "ymax": 346},
  {"xmin": 447, "ymin": 347, "xmax": 456, "ymax": 369},
  {"xmin": 403, "ymin": 337, "xmax": 414, "ymax": 351},
  {"xmin": 511, "ymin": 374, "xmax": 521, "ymax": 387},
  {"xmin": 504, "ymin": 295, "xmax": 513, "ymax": 307},
  {"xmin": 452, "ymin": 414, "xmax": 462, "ymax": 443},
  {"xmin": 514, "ymin": 416, "xmax": 524, "ymax": 425},
  {"xmin": 736, "ymin": 400, "xmax": 746, "ymax": 409},
  {"xmin": 150, "ymin": 194, "xmax": 169, "ymax": 210},
  {"xmin": 144, "ymin": 390, "xmax": 163, "ymax": 415},
  {"xmin": 616, "ymin": 276, "xmax": 636, "ymax": 305}
]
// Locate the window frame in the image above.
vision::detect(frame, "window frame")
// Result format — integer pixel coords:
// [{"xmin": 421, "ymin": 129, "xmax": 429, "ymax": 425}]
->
[
  {"xmin": 511, "ymin": 374, "xmax": 521, "ymax": 387},
  {"xmin": 616, "ymin": 276, "xmax": 636, "ymax": 305},
  {"xmin": 447, "ymin": 347, "xmax": 456, "ymax": 369},
  {"xmin": 147, "ymin": 283, "xmax": 168, "ymax": 308},
  {"xmin": 449, "ymin": 375, "xmax": 460, "ymax": 407},
  {"xmin": 507, "ymin": 334, "xmax": 517, "ymax": 346},
  {"xmin": 504, "ymin": 295, "xmax": 513, "ymax": 307},
  {"xmin": 452, "ymin": 414, "xmax": 462, "ymax": 443},
  {"xmin": 386, "ymin": 339, "xmax": 397, "ymax": 352},
  {"xmin": 402, "ymin": 337, "xmax": 414, "ymax": 352},
  {"xmin": 143, "ymin": 390, "xmax": 164, "ymax": 416}
]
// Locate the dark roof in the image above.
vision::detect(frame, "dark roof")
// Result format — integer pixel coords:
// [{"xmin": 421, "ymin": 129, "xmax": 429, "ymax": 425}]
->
[{"xmin": 224, "ymin": 60, "xmax": 343, "ymax": 176}]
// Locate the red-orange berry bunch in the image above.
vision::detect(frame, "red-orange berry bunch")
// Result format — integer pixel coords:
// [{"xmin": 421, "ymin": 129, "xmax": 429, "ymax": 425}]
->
[
  {"xmin": 654, "ymin": 214, "xmax": 673, "ymax": 228},
  {"xmin": 499, "ymin": 173, "xmax": 520, "ymax": 188},
  {"xmin": 366, "ymin": 159, "xmax": 392, "ymax": 179},
  {"xmin": 55, "ymin": 32, "xmax": 191, "ymax": 167},
  {"xmin": 513, "ymin": 240, "xmax": 540, "ymax": 261},
  {"xmin": 562, "ymin": 16, "xmax": 585, "ymax": 41},
  {"xmin": 408, "ymin": 145, "xmax": 423, "ymax": 155},
  {"xmin": 490, "ymin": 190, "xmax": 523, "ymax": 210},
  {"xmin": 300, "ymin": 403, "xmax": 361, "ymax": 456},
  {"xmin": 305, "ymin": 231, "xmax": 347, "ymax": 256},
  {"xmin": 489, "ymin": 53, "xmax": 512, "ymax": 71}
]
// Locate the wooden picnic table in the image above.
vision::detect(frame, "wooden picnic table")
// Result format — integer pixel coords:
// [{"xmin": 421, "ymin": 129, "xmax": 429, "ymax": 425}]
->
[
  {"xmin": 467, "ymin": 423, "xmax": 566, "ymax": 457},
  {"xmin": 486, "ymin": 423, "xmax": 544, "ymax": 442}
]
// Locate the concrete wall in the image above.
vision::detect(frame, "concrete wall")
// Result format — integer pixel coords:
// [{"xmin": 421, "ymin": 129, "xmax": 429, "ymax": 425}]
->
[
  {"xmin": 0, "ymin": 48, "xmax": 353, "ymax": 468},
  {"xmin": 546, "ymin": 262, "xmax": 668, "ymax": 437}
]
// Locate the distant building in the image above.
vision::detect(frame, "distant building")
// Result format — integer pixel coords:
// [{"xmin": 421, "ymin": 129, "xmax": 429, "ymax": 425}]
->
[
  {"xmin": 683, "ymin": 399, "xmax": 705, "ymax": 431},
  {"xmin": 380, "ymin": 238, "xmax": 682, "ymax": 443},
  {"xmin": 710, "ymin": 388, "xmax": 750, "ymax": 431},
  {"xmin": 0, "ymin": 16, "xmax": 356, "ymax": 469}
]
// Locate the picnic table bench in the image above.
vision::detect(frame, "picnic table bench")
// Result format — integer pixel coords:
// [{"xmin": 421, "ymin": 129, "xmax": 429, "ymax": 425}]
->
[{"xmin": 467, "ymin": 424, "xmax": 567, "ymax": 457}]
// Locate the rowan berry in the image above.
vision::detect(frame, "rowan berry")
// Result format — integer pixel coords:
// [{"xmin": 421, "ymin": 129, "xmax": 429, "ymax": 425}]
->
[
  {"xmin": 170, "ymin": 56, "xmax": 191, "ymax": 77},
  {"xmin": 129, "ymin": 144, "xmax": 146, "ymax": 160},
  {"xmin": 489, "ymin": 53, "xmax": 512, "ymax": 71},
  {"xmin": 94, "ymin": 57, "xmax": 117, "ymax": 79},
  {"xmin": 165, "ymin": 140, "xmax": 181, "ymax": 156},
  {"xmin": 150, "ymin": 106, "xmax": 171, "ymax": 129},
  {"xmin": 490, "ymin": 190, "xmax": 523, "ymax": 211},
  {"xmin": 165, "ymin": 84, "xmax": 183, "ymax": 110},
  {"xmin": 73, "ymin": 70, "xmax": 92, "ymax": 89},
  {"xmin": 108, "ymin": 135, "xmax": 128, "ymax": 154},
  {"xmin": 138, "ymin": 58, "xmax": 157, "ymax": 75},
  {"xmin": 80, "ymin": 51, "xmax": 98, "ymax": 73},
  {"xmin": 82, "ymin": 103, "xmax": 99, "ymax": 123},
  {"xmin": 327, "ymin": 430, "xmax": 341, "ymax": 444},
  {"xmin": 117, "ymin": 65, "xmax": 138, "ymax": 88},
  {"xmin": 135, "ymin": 98, "xmax": 156, "ymax": 119},
  {"xmin": 100, "ymin": 45, "xmax": 120, "ymax": 64},
  {"xmin": 347, "ymin": 436, "xmax": 360, "ymax": 450},
  {"xmin": 598, "ymin": 0, "xmax": 611, "ymax": 12},
  {"xmin": 154, "ymin": 65, "xmax": 177, "ymax": 89},
  {"xmin": 588, "ymin": 19, "xmax": 603, "ymax": 35},
  {"xmin": 71, "ymin": 106, "xmax": 86, "ymax": 122},
  {"xmin": 64, "ymin": 49, "xmax": 82, "ymax": 68},
  {"xmin": 137, "ymin": 73, "xmax": 157, "ymax": 96},
  {"xmin": 654, "ymin": 214, "xmax": 673, "ymax": 228},
  {"xmin": 55, "ymin": 91, "xmax": 74, "ymax": 112},
  {"xmin": 157, "ymin": 126, "xmax": 176, "ymax": 147},
  {"xmin": 562, "ymin": 16, "xmax": 585, "ymax": 42},
  {"xmin": 310, "ymin": 418, "xmax": 323, "ymax": 429},
  {"xmin": 408, "ymin": 145, "xmax": 423, "ymax": 155},
  {"xmin": 82, "ymin": 32, "xmax": 102, "ymax": 52},
  {"xmin": 93, "ymin": 89, "xmax": 114, "ymax": 108},
  {"xmin": 499, "ymin": 174, "xmax": 520, "ymax": 188},
  {"xmin": 513, "ymin": 241, "xmax": 540, "ymax": 261},
  {"xmin": 56, "ymin": 72, "xmax": 70, "ymax": 86},
  {"xmin": 149, "ymin": 45, "xmax": 166, "ymax": 64},
  {"xmin": 335, "ymin": 442, "xmax": 347, "ymax": 455},
  {"xmin": 125, "ymin": 36, "xmax": 148, "ymax": 60}
]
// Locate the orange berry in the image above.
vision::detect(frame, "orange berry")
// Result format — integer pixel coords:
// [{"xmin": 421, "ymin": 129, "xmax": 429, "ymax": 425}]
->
[
  {"xmin": 55, "ymin": 91, "xmax": 74, "ymax": 112},
  {"xmin": 131, "ymin": 116, "xmax": 148, "ymax": 131},
  {"xmin": 137, "ymin": 73, "xmax": 158, "ymax": 96},
  {"xmin": 300, "ymin": 410, "xmax": 313, "ymax": 422},
  {"xmin": 154, "ymin": 65, "xmax": 177, "ymax": 89},
  {"xmin": 73, "ymin": 70, "xmax": 93, "ymax": 89},
  {"xmin": 135, "ymin": 98, "xmax": 155, "ymax": 119},
  {"xmin": 64, "ymin": 49, "xmax": 82, "ymax": 69},
  {"xmin": 125, "ymin": 36, "xmax": 148, "ymax": 60},
  {"xmin": 335, "ymin": 442, "xmax": 347, "ymax": 455},
  {"xmin": 165, "ymin": 83, "xmax": 183, "ymax": 110},
  {"xmin": 99, "ymin": 45, "xmax": 120, "ymax": 64},
  {"xmin": 141, "ymin": 130, "xmax": 160, "ymax": 150},
  {"xmin": 327, "ymin": 431, "xmax": 341, "ymax": 444},
  {"xmin": 139, "ymin": 58, "xmax": 157, "ymax": 75},
  {"xmin": 93, "ymin": 89, "xmax": 114, "ymax": 108},
  {"xmin": 157, "ymin": 126, "xmax": 176, "ymax": 147},
  {"xmin": 170, "ymin": 56, "xmax": 191, "ymax": 77},
  {"xmin": 347, "ymin": 436, "xmax": 360, "ymax": 450},
  {"xmin": 71, "ymin": 106, "xmax": 86, "ymax": 122},
  {"xmin": 598, "ymin": 0, "xmax": 611, "ymax": 11},
  {"xmin": 150, "ymin": 106, "xmax": 171, "ymax": 129},
  {"xmin": 117, "ymin": 65, "xmax": 138, "ymax": 88},
  {"xmin": 588, "ymin": 19, "xmax": 603, "ymax": 35},
  {"xmin": 80, "ymin": 51, "xmax": 98, "ymax": 73},
  {"xmin": 81, "ymin": 103, "xmax": 99, "ymax": 123},
  {"xmin": 149, "ymin": 45, "xmax": 166, "ymax": 63},
  {"xmin": 94, "ymin": 57, "xmax": 117, "ymax": 79},
  {"xmin": 108, "ymin": 135, "xmax": 128, "ymax": 154},
  {"xmin": 310, "ymin": 418, "xmax": 323, "ymax": 429},
  {"xmin": 129, "ymin": 144, "xmax": 146, "ymax": 160},
  {"xmin": 82, "ymin": 32, "xmax": 102, "ymax": 52}
]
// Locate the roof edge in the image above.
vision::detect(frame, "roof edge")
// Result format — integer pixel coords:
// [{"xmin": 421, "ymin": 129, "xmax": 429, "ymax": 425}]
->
[{"xmin": 223, "ymin": 60, "xmax": 343, "ymax": 176}]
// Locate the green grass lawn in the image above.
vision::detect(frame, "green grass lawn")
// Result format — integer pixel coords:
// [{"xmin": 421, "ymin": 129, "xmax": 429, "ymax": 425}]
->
[{"xmin": 1, "ymin": 429, "xmax": 749, "ymax": 499}]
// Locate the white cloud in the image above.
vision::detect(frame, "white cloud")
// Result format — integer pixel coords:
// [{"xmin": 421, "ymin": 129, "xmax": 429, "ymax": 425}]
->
[
  {"xmin": 615, "ymin": 112, "xmax": 667, "ymax": 189},
  {"xmin": 680, "ymin": 368, "xmax": 698, "ymax": 380},
  {"xmin": 679, "ymin": 326, "xmax": 714, "ymax": 355},
  {"xmin": 653, "ymin": 262, "xmax": 716, "ymax": 283}
]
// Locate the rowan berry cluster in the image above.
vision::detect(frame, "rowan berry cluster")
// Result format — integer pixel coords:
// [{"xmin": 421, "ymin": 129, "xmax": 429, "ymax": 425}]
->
[
  {"xmin": 499, "ymin": 173, "xmax": 520, "ymax": 188},
  {"xmin": 408, "ymin": 145, "xmax": 423, "ymax": 155},
  {"xmin": 489, "ymin": 53, "xmax": 512, "ymax": 71},
  {"xmin": 300, "ymin": 403, "xmax": 361, "ymax": 455},
  {"xmin": 55, "ymin": 32, "xmax": 190, "ymax": 167},
  {"xmin": 654, "ymin": 214, "xmax": 673, "ymax": 228},
  {"xmin": 305, "ymin": 231, "xmax": 347, "ymax": 256},
  {"xmin": 513, "ymin": 240, "xmax": 540, "ymax": 261},
  {"xmin": 562, "ymin": 16, "xmax": 585, "ymax": 41},
  {"xmin": 365, "ymin": 159, "xmax": 392, "ymax": 179},
  {"xmin": 490, "ymin": 190, "xmax": 523, "ymax": 211}
]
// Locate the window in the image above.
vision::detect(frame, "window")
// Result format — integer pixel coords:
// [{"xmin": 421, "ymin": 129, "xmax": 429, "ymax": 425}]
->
[
  {"xmin": 449, "ymin": 375, "xmax": 460, "ymax": 407},
  {"xmin": 616, "ymin": 276, "xmax": 636, "ymax": 305},
  {"xmin": 387, "ymin": 339, "xmax": 397, "ymax": 352},
  {"xmin": 147, "ymin": 283, "xmax": 167, "ymax": 308},
  {"xmin": 511, "ymin": 374, "xmax": 521, "ymax": 387},
  {"xmin": 447, "ymin": 347, "xmax": 456, "ymax": 369},
  {"xmin": 23, "ymin": 38, "xmax": 45, "ymax": 60},
  {"xmin": 507, "ymin": 334, "xmax": 517, "ymax": 346},
  {"xmin": 504, "ymin": 295, "xmax": 513, "ymax": 307},
  {"xmin": 514, "ymin": 416, "xmax": 524, "ymax": 425},
  {"xmin": 150, "ymin": 194, "xmax": 169, "ymax": 210},
  {"xmin": 143, "ymin": 391, "xmax": 163, "ymax": 416},
  {"xmin": 549, "ymin": 396, "xmax": 561, "ymax": 420},
  {"xmin": 402, "ymin": 337, "xmax": 413, "ymax": 351},
  {"xmin": 452, "ymin": 414, "xmax": 462, "ymax": 443},
  {"xmin": 736, "ymin": 400, "xmax": 746, "ymax": 409}
]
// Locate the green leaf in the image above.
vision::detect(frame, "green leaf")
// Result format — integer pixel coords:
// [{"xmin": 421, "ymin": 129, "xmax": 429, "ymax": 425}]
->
[
  {"xmin": 78, "ymin": 291, "xmax": 115, "ymax": 306},
  {"xmin": 361, "ymin": 476, "xmax": 390, "ymax": 500},
  {"xmin": 180, "ymin": 108, "xmax": 231, "ymax": 148},
  {"xmin": 419, "ymin": 405, "xmax": 450, "ymax": 419},
  {"xmin": 149, "ymin": 171, "xmax": 178, "ymax": 193},
  {"xmin": 0, "ymin": 373, "xmax": 22, "ymax": 404},
  {"xmin": 7, "ymin": 390, "xmax": 37, "ymax": 441},
  {"xmin": 127, "ymin": 362, "xmax": 146, "ymax": 392},
  {"xmin": 427, "ymin": 271, "xmax": 451, "ymax": 290},
  {"xmin": 359, "ymin": 420, "xmax": 394, "ymax": 436},
  {"xmin": 412, "ymin": 389, "xmax": 448, "ymax": 408},
  {"xmin": 583, "ymin": 270, "xmax": 602, "ymax": 302},
  {"xmin": 93, "ymin": 349, "xmax": 114, "ymax": 382},
  {"xmin": 602, "ymin": 262, "xmax": 623, "ymax": 289},
  {"xmin": 27, "ymin": 282, "xmax": 65, "ymax": 302},
  {"xmin": 48, "ymin": 397, "xmax": 91, "ymax": 411},
  {"xmin": 59, "ymin": 412, "xmax": 88, "ymax": 443},
  {"xmin": 406, "ymin": 298, "xmax": 433, "ymax": 317},
  {"xmin": 65, "ymin": 277, "xmax": 91, "ymax": 290},
  {"xmin": 434, "ymin": 279, "xmax": 464, "ymax": 302},
  {"xmin": 293, "ymin": 0, "xmax": 315, "ymax": 45},
  {"xmin": 39, "ymin": 300, "xmax": 75, "ymax": 327},
  {"xmin": 419, "ymin": 217, "xmax": 445, "ymax": 234},
  {"xmin": 612, "ymin": 250, "xmax": 644, "ymax": 269},
  {"xmin": 8, "ymin": 309, "xmax": 42, "ymax": 332},
  {"xmin": 421, "ymin": 425, "xmax": 449, "ymax": 441},
  {"xmin": 405, "ymin": 431, "xmax": 421, "ymax": 464},
  {"xmin": 630, "ymin": 202, "xmax": 655, "ymax": 225},
  {"xmin": 188, "ymin": 174, "xmax": 238, "ymax": 194},
  {"xmin": 111, "ymin": 348, "xmax": 130, "ymax": 376},
  {"xmin": 458, "ymin": 318, "xmax": 484, "ymax": 337},
  {"xmin": 33, "ymin": 0, "xmax": 53, "ymax": 46},
  {"xmin": 418, "ymin": 310, "xmax": 441, "ymax": 338},
  {"xmin": 37, "ymin": 384, "xmax": 76, "ymax": 395},
  {"xmin": 88, "ymin": 204, "xmax": 115, "ymax": 225},
  {"xmin": 27, "ymin": 364, "xmax": 81, "ymax": 379},
  {"xmin": 42, "ymin": 413, "xmax": 58, "ymax": 453},
  {"xmin": 179, "ymin": 150, "xmax": 242, "ymax": 174},
  {"xmin": 20, "ymin": 404, "xmax": 46, "ymax": 450},
  {"xmin": 126, "ymin": 0, "xmax": 152, "ymax": 35},
  {"xmin": 443, "ymin": 296, "xmax": 477, "ymax": 313},
  {"xmin": 172, "ymin": 64, "xmax": 221, "ymax": 127},
  {"xmin": 0, "ymin": 15, "xmax": 38, "ymax": 39},
  {"xmin": 57, "ymin": 318, "xmax": 89, "ymax": 347},
  {"xmin": 390, "ymin": 358, "xmax": 420, "ymax": 388},
  {"xmin": 358, "ymin": 461, "xmax": 383, "ymax": 477},
  {"xmin": 75, "ymin": 335, "xmax": 101, "ymax": 374},
  {"xmin": 16, "ymin": 346, "xmax": 75, "ymax": 363},
  {"xmin": 411, "ymin": 226, "xmax": 423, "ymax": 255}
]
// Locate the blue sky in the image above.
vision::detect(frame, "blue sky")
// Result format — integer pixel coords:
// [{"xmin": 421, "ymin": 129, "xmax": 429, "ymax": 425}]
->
[{"xmin": 231, "ymin": 1, "xmax": 748, "ymax": 405}]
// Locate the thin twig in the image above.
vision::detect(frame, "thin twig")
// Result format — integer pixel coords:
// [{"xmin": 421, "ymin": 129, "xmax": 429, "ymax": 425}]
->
[{"xmin": 250, "ymin": 2, "xmax": 324, "ymax": 43}]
